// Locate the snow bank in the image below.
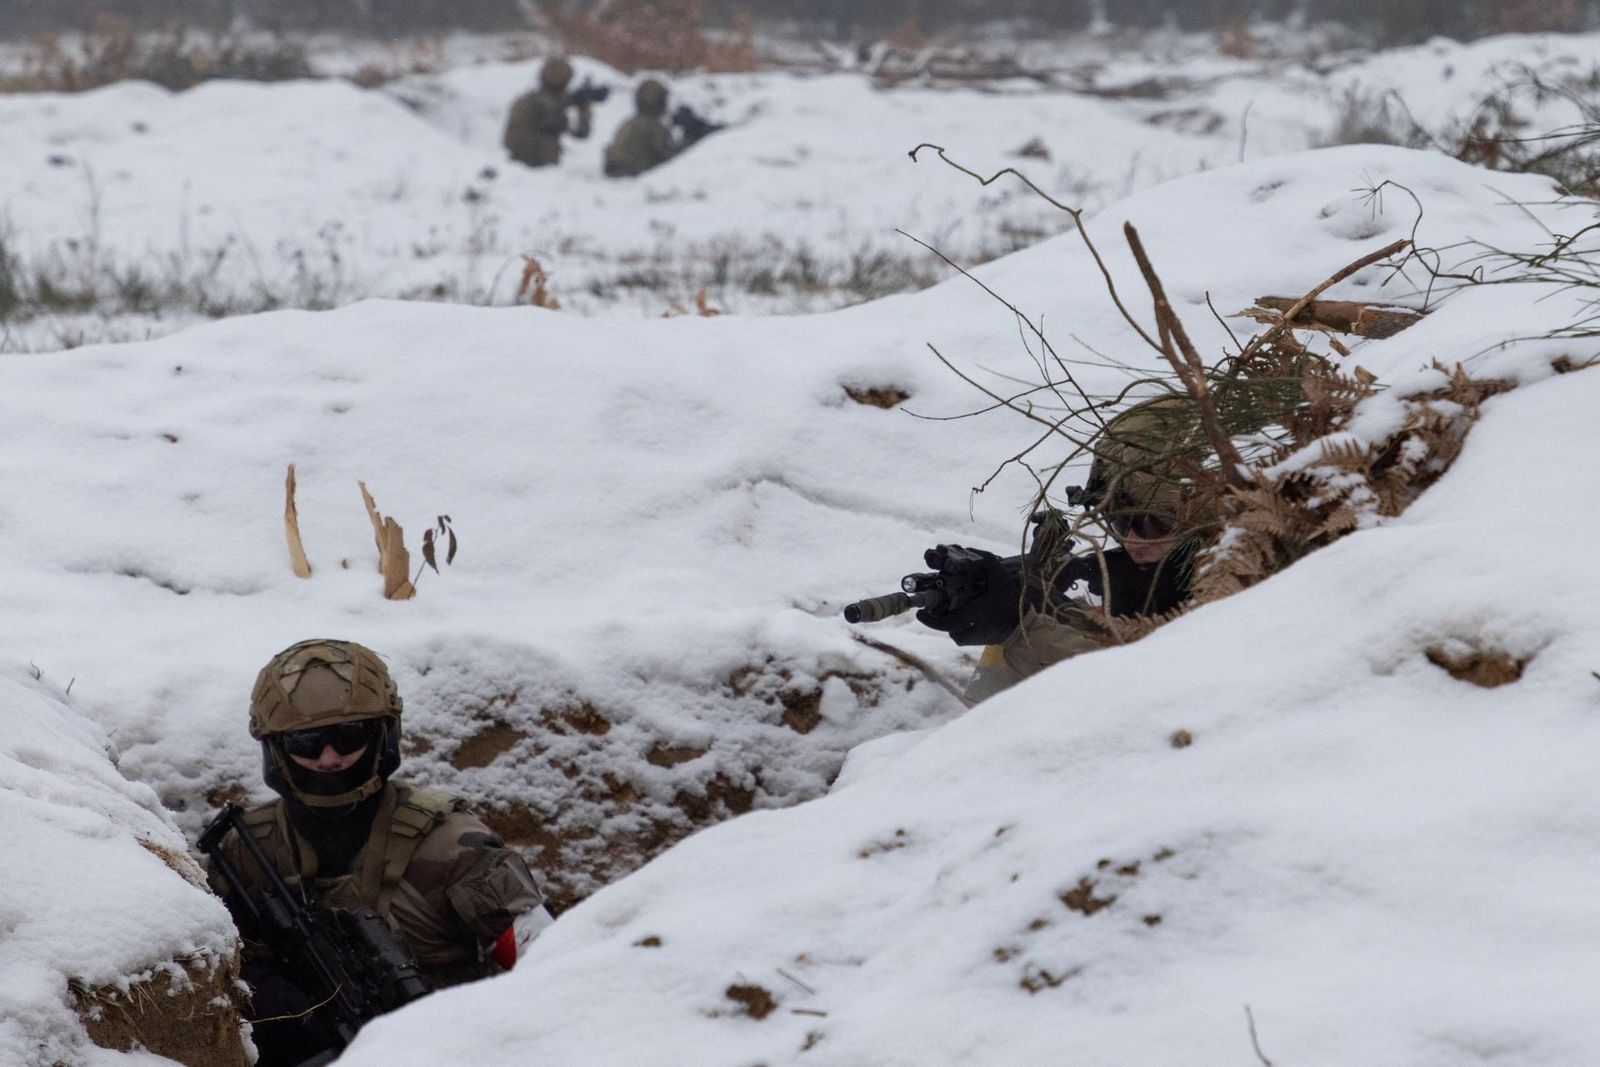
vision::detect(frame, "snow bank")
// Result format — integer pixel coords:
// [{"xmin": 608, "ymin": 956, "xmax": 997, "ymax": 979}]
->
[{"xmin": 0, "ymin": 669, "xmax": 239, "ymax": 1066}]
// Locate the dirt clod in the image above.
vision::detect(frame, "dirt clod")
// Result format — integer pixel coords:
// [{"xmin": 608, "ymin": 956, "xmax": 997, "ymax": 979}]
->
[
  {"xmin": 1059, "ymin": 877, "xmax": 1116, "ymax": 916},
  {"xmin": 725, "ymin": 982, "xmax": 778, "ymax": 1020},
  {"xmin": 843, "ymin": 385, "xmax": 910, "ymax": 408},
  {"xmin": 1425, "ymin": 643, "xmax": 1529, "ymax": 688}
]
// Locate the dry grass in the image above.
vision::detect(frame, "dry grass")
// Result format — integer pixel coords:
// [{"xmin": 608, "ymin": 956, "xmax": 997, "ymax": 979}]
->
[{"xmin": 0, "ymin": 18, "xmax": 312, "ymax": 94}]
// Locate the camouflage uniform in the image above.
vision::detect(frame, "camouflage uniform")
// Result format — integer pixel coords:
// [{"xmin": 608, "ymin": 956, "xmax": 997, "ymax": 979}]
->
[
  {"xmin": 965, "ymin": 398, "xmax": 1212, "ymax": 699},
  {"xmin": 207, "ymin": 640, "xmax": 547, "ymax": 1065},
  {"xmin": 503, "ymin": 57, "xmax": 591, "ymax": 167},
  {"xmin": 604, "ymin": 78, "xmax": 679, "ymax": 178}
]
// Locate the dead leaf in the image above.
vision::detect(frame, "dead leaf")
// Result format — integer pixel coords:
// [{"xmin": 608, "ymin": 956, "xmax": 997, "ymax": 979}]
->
[
  {"xmin": 283, "ymin": 464, "xmax": 312, "ymax": 579},
  {"xmin": 357, "ymin": 481, "xmax": 416, "ymax": 600}
]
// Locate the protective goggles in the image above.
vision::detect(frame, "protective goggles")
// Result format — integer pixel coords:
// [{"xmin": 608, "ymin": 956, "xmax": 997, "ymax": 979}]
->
[
  {"xmin": 1107, "ymin": 511, "xmax": 1176, "ymax": 540},
  {"xmin": 278, "ymin": 719, "xmax": 381, "ymax": 760}
]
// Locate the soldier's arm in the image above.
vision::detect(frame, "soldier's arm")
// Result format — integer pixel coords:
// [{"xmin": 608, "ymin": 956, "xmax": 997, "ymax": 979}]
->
[
  {"xmin": 432, "ymin": 815, "xmax": 547, "ymax": 957},
  {"xmin": 999, "ymin": 605, "xmax": 1109, "ymax": 680},
  {"xmin": 570, "ymin": 104, "xmax": 592, "ymax": 140},
  {"xmin": 651, "ymin": 122, "xmax": 679, "ymax": 166}
]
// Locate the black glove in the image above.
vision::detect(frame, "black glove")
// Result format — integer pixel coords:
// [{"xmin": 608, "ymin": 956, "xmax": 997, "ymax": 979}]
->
[{"xmin": 915, "ymin": 546, "xmax": 1026, "ymax": 647}]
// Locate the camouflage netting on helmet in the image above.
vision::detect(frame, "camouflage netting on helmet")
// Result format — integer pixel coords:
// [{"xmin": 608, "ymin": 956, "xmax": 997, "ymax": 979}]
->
[
  {"xmin": 1080, "ymin": 395, "xmax": 1217, "ymax": 533},
  {"xmin": 249, "ymin": 638, "xmax": 400, "ymax": 738}
]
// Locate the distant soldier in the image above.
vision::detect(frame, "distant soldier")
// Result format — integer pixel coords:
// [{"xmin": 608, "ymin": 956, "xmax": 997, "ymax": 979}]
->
[
  {"xmin": 205, "ymin": 639, "xmax": 552, "ymax": 1066},
  {"xmin": 503, "ymin": 56, "xmax": 593, "ymax": 168},
  {"xmin": 605, "ymin": 77, "xmax": 724, "ymax": 178}
]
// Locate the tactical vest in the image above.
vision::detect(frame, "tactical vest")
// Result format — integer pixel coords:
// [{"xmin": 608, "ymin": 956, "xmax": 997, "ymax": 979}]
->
[{"xmin": 236, "ymin": 783, "xmax": 464, "ymax": 927}]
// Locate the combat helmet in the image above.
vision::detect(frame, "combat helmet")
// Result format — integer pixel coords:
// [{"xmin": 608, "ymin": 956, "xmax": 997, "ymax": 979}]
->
[
  {"xmin": 1077, "ymin": 396, "xmax": 1214, "ymax": 536},
  {"xmin": 635, "ymin": 78, "xmax": 668, "ymax": 116},
  {"xmin": 250, "ymin": 639, "xmax": 403, "ymax": 808},
  {"xmin": 539, "ymin": 56, "xmax": 574, "ymax": 91}
]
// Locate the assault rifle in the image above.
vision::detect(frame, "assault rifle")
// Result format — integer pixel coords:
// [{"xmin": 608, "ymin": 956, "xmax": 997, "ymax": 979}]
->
[
  {"xmin": 198, "ymin": 803, "xmax": 431, "ymax": 1063},
  {"xmin": 567, "ymin": 78, "xmax": 611, "ymax": 109},
  {"xmin": 844, "ymin": 509, "xmax": 1081, "ymax": 627},
  {"xmin": 670, "ymin": 103, "xmax": 725, "ymax": 146}
]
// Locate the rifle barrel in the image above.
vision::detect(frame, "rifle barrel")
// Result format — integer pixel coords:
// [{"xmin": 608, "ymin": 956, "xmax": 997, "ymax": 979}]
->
[{"xmin": 844, "ymin": 590, "xmax": 929, "ymax": 623}]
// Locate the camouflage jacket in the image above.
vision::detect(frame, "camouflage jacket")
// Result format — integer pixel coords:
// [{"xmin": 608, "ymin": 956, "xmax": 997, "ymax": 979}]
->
[
  {"xmin": 604, "ymin": 114, "xmax": 678, "ymax": 177},
  {"xmin": 503, "ymin": 89, "xmax": 590, "ymax": 167},
  {"xmin": 209, "ymin": 780, "xmax": 543, "ymax": 987}
]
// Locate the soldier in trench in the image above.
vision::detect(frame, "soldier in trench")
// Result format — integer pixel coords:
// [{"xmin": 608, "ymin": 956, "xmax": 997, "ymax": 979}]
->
[{"xmin": 205, "ymin": 638, "xmax": 553, "ymax": 1065}]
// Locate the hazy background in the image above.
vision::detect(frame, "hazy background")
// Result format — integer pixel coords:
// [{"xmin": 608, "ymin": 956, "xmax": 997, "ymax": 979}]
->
[{"xmin": 0, "ymin": 0, "xmax": 1585, "ymax": 45}]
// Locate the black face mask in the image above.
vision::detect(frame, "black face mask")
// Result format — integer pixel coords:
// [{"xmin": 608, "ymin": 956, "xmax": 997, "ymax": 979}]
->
[{"xmin": 277, "ymin": 731, "xmax": 383, "ymax": 800}]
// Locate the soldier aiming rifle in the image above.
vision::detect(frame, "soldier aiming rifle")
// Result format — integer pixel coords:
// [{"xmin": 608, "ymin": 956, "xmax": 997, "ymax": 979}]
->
[
  {"xmin": 845, "ymin": 398, "xmax": 1213, "ymax": 701},
  {"xmin": 605, "ymin": 78, "xmax": 725, "ymax": 177},
  {"xmin": 503, "ymin": 57, "xmax": 597, "ymax": 167}
]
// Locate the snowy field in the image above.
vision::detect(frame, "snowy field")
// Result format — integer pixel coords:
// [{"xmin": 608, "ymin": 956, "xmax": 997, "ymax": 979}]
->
[
  {"xmin": 3, "ymin": 24, "xmax": 1600, "ymax": 1067},
  {"xmin": 3, "ymin": 29, "xmax": 1600, "ymax": 351}
]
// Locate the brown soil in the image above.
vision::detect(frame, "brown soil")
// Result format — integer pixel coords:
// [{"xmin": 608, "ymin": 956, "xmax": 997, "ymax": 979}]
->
[
  {"xmin": 1059, "ymin": 877, "xmax": 1116, "ymax": 916},
  {"xmin": 74, "ymin": 954, "xmax": 248, "ymax": 1067},
  {"xmin": 843, "ymin": 385, "xmax": 911, "ymax": 409},
  {"xmin": 1425, "ymin": 644, "xmax": 1529, "ymax": 688},
  {"xmin": 647, "ymin": 743, "xmax": 708, "ymax": 768},
  {"xmin": 451, "ymin": 722, "xmax": 527, "ymax": 769},
  {"xmin": 725, "ymin": 982, "xmax": 777, "ymax": 1019}
]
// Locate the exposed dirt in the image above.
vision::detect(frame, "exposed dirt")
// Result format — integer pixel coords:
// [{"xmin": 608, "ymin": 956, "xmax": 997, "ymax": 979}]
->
[
  {"xmin": 647, "ymin": 742, "xmax": 707, "ymax": 768},
  {"xmin": 843, "ymin": 385, "xmax": 910, "ymax": 409},
  {"xmin": 1425, "ymin": 643, "xmax": 1529, "ymax": 688},
  {"xmin": 451, "ymin": 721, "xmax": 527, "ymax": 769},
  {"xmin": 1059, "ymin": 876, "xmax": 1116, "ymax": 916},
  {"xmin": 480, "ymin": 767, "xmax": 758, "ymax": 914},
  {"xmin": 724, "ymin": 982, "xmax": 778, "ymax": 1020},
  {"xmin": 74, "ymin": 954, "xmax": 248, "ymax": 1067}
]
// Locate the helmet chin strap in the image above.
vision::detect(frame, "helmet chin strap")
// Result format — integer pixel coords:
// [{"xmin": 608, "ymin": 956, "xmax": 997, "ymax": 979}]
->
[{"xmin": 268, "ymin": 739, "xmax": 387, "ymax": 809}]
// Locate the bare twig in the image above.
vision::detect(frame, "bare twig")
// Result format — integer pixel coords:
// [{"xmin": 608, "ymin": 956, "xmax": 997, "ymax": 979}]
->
[
  {"xmin": 897, "ymin": 227, "xmax": 1105, "ymax": 433},
  {"xmin": 1245, "ymin": 1005, "xmax": 1275, "ymax": 1066},
  {"xmin": 908, "ymin": 143, "xmax": 1170, "ymax": 362},
  {"xmin": 848, "ymin": 632, "xmax": 975, "ymax": 709},
  {"xmin": 1243, "ymin": 237, "xmax": 1410, "ymax": 360},
  {"xmin": 777, "ymin": 967, "xmax": 817, "ymax": 995},
  {"xmin": 1121, "ymin": 223, "xmax": 1250, "ymax": 487}
]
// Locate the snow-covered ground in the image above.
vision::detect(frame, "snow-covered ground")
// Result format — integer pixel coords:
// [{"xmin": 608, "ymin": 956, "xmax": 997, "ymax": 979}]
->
[
  {"xmin": 3, "ymin": 29, "xmax": 1598, "ymax": 351},
  {"xmin": 4, "ymin": 26, "xmax": 1600, "ymax": 1067}
]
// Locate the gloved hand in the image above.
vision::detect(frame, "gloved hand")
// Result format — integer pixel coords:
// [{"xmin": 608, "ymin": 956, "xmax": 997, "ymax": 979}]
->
[{"xmin": 915, "ymin": 546, "xmax": 1026, "ymax": 647}]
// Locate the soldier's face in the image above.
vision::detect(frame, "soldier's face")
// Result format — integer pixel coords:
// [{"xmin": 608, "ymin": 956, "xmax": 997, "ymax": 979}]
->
[
  {"xmin": 1111, "ymin": 512, "xmax": 1179, "ymax": 565},
  {"xmin": 289, "ymin": 742, "xmax": 369, "ymax": 773}
]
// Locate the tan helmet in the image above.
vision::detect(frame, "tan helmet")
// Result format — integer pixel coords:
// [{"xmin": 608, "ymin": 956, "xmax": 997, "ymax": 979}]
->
[
  {"xmin": 1080, "ymin": 396, "xmax": 1214, "ymax": 532},
  {"xmin": 635, "ymin": 77, "xmax": 668, "ymax": 116},
  {"xmin": 251, "ymin": 639, "xmax": 403, "ymax": 808},
  {"xmin": 540, "ymin": 56, "xmax": 574, "ymax": 91}
]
